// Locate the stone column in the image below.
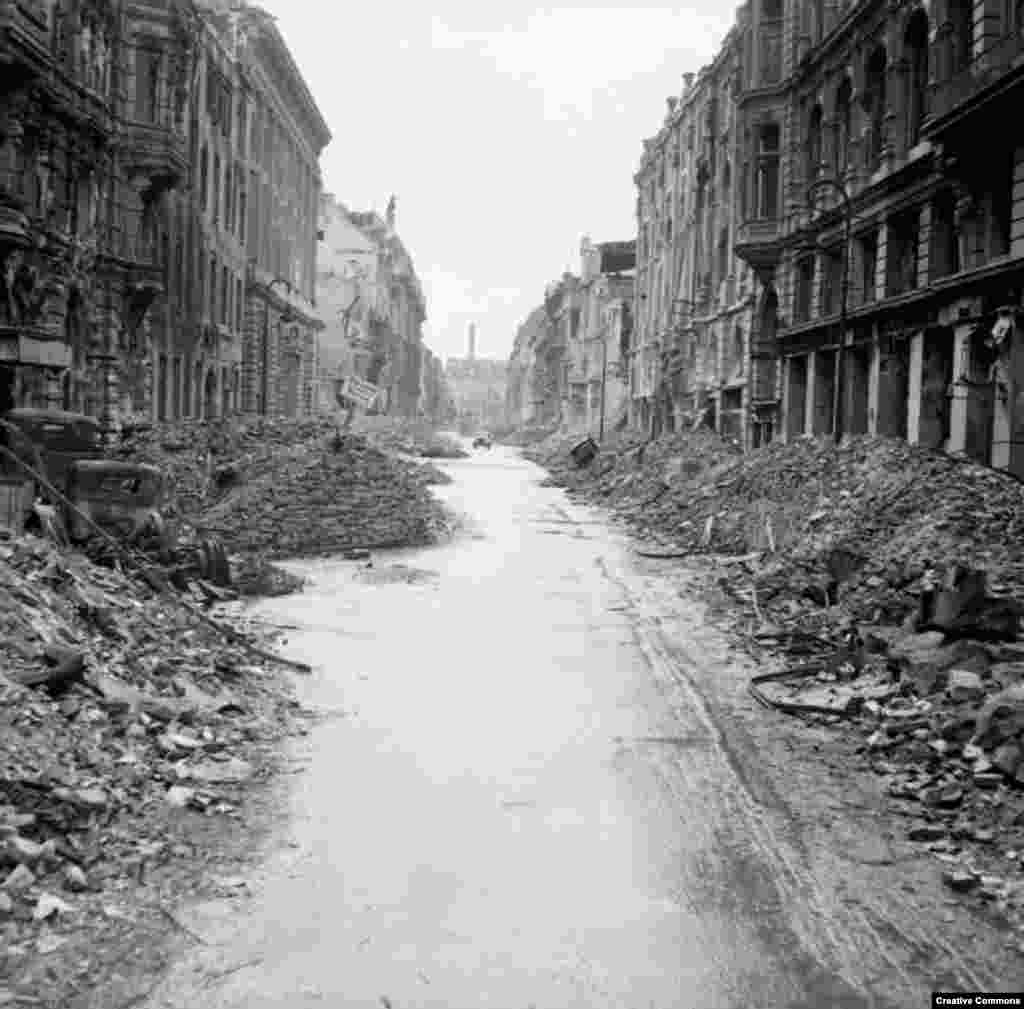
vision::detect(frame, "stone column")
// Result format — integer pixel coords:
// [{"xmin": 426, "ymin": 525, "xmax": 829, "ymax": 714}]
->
[
  {"xmin": 907, "ymin": 330, "xmax": 924, "ymax": 444},
  {"xmin": 947, "ymin": 322, "xmax": 972, "ymax": 455},
  {"xmin": 805, "ymin": 351, "xmax": 818, "ymax": 434},
  {"xmin": 867, "ymin": 333, "xmax": 881, "ymax": 434}
]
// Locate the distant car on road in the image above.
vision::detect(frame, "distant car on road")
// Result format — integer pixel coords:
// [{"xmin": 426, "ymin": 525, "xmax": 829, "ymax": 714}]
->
[{"xmin": 472, "ymin": 434, "xmax": 493, "ymax": 449}]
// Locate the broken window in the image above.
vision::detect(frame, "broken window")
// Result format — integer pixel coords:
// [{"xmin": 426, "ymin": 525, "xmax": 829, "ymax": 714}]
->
[
  {"xmin": 212, "ymin": 153, "xmax": 220, "ymax": 224},
  {"xmin": 134, "ymin": 47, "xmax": 161, "ymax": 123},
  {"xmin": 795, "ymin": 256, "xmax": 815, "ymax": 322},
  {"xmin": 858, "ymin": 230, "xmax": 878, "ymax": 305},
  {"xmin": 865, "ymin": 46, "xmax": 887, "ymax": 171},
  {"xmin": 806, "ymin": 103, "xmax": 822, "ymax": 183},
  {"xmin": 834, "ymin": 78, "xmax": 852, "ymax": 177},
  {"xmin": 755, "ymin": 123, "xmax": 780, "ymax": 219},
  {"xmin": 930, "ymin": 190, "xmax": 960, "ymax": 279},
  {"xmin": 821, "ymin": 245, "xmax": 843, "ymax": 316},
  {"xmin": 760, "ymin": 0, "xmax": 783, "ymax": 84},
  {"xmin": 717, "ymin": 229, "xmax": 729, "ymax": 286},
  {"xmin": 904, "ymin": 10, "xmax": 929, "ymax": 148},
  {"xmin": 990, "ymin": 148, "xmax": 1014, "ymax": 259},
  {"xmin": 886, "ymin": 209, "xmax": 920, "ymax": 296}
]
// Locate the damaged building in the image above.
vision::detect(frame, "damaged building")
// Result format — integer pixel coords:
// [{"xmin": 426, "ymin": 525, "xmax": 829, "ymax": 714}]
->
[
  {"xmin": 631, "ymin": 33, "xmax": 767, "ymax": 448},
  {"xmin": 316, "ymin": 193, "xmax": 428, "ymax": 418},
  {"xmin": 733, "ymin": 0, "xmax": 1024, "ymax": 474},
  {"xmin": 0, "ymin": 0, "xmax": 329, "ymax": 431},
  {"xmin": 445, "ymin": 323, "xmax": 507, "ymax": 432},
  {"xmin": 569, "ymin": 237, "xmax": 635, "ymax": 436}
]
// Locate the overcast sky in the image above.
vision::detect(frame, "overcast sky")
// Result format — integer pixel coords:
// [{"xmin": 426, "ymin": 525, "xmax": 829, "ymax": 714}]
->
[{"xmin": 259, "ymin": 3, "xmax": 735, "ymax": 362}]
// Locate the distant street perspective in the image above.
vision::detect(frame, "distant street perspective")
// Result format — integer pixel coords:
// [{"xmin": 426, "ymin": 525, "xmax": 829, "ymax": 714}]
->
[{"xmin": 2, "ymin": 0, "xmax": 1024, "ymax": 1006}]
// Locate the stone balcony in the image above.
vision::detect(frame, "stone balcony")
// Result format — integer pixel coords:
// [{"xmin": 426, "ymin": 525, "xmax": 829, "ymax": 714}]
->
[
  {"xmin": 117, "ymin": 120, "xmax": 188, "ymax": 197},
  {"xmin": 734, "ymin": 217, "xmax": 784, "ymax": 275}
]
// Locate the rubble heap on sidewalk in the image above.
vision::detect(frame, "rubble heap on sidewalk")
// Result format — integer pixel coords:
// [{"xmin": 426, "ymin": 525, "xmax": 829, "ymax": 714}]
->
[
  {"xmin": 195, "ymin": 432, "xmax": 451, "ymax": 560},
  {"xmin": 0, "ymin": 535, "xmax": 301, "ymax": 996},
  {"xmin": 538, "ymin": 433, "xmax": 1024, "ymax": 628},
  {"xmin": 537, "ymin": 430, "xmax": 1024, "ymax": 928},
  {"xmin": 351, "ymin": 416, "xmax": 468, "ymax": 459},
  {"xmin": 120, "ymin": 418, "xmax": 455, "ymax": 566}
]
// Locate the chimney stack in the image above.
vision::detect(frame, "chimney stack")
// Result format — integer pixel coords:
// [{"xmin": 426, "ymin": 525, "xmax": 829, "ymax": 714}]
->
[{"xmin": 468, "ymin": 323, "xmax": 476, "ymax": 360}]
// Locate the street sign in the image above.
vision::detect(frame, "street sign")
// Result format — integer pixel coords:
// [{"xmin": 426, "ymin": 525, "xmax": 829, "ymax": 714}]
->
[{"xmin": 341, "ymin": 375, "xmax": 381, "ymax": 410}]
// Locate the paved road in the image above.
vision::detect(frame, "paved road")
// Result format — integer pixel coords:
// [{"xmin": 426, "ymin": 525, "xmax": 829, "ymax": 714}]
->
[{"xmin": 143, "ymin": 446, "xmax": 959, "ymax": 1008}]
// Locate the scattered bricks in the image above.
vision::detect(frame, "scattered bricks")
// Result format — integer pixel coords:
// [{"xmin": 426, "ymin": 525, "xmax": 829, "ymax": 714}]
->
[
  {"xmin": 991, "ymin": 661, "xmax": 1024, "ymax": 689},
  {"xmin": 165, "ymin": 786, "xmax": 196, "ymax": 808},
  {"xmin": 908, "ymin": 823, "xmax": 947, "ymax": 841},
  {"xmin": 4, "ymin": 836, "xmax": 44, "ymax": 866},
  {"xmin": 942, "ymin": 869, "xmax": 981, "ymax": 892},
  {"xmin": 62, "ymin": 866, "xmax": 88, "ymax": 893},
  {"xmin": 992, "ymin": 741, "xmax": 1023, "ymax": 777},
  {"xmin": 947, "ymin": 669, "xmax": 985, "ymax": 703},
  {"xmin": 974, "ymin": 685, "xmax": 1024, "ymax": 749},
  {"xmin": 3, "ymin": 864, "xmax": 35, "ymax": 894},
  {"xmin": 884, "ymin": 715, "xmax": 932, "ymax": 737},
  {"xmin": 974, "ymin": 771, "xmax": 1005, "ymax": 789},
  {"xmin": 73, "ymin": 787, "xmax": 109, "ymax": 809},
  {"xmin": 920, "ymin": 784, "xmax": 965, "ymax": 808},
  {"xmin": 0, "ymin": 891, "xmax": 12, "ymax": 915},
  {"xmin": 32, "ymin": 893, "xmax": 74, "ymax": 921}
]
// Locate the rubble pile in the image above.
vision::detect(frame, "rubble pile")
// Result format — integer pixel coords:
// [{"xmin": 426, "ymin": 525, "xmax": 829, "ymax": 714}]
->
[
  {"xmin": 542, "ymin": 433, "xmax": 1024, "ymax": 628},
  {"xmin": 119, "ymin": 416, "xmax": 339, "ymax": 520},
  {"xmin": 352, "ymin": 416, "xmax": 468, "ymax": 459},
  {"xmin": 497, "ymin": 423, "xmax": 560, "ymax": 448},
  {"xmin": 0, "ymin": 535, "xmax": 299, "ymax": 981},
  {"xmin": 535, "ymin": 430, "xmax": 1024, "ymax": 918},
  {"xmin": 527, "ymin": 427, "xmax": 737, "ymax": 502},
  {"xmin": 196, "ymin": 433, "xmax": 452, "ymax": 560},
  {"xmin": 750, "ymin": 624, "xmax": 1024, "ymax": 928},
  {"xmin": 119, "ymin": 418, "xmax": 455, "ymax": 569}
]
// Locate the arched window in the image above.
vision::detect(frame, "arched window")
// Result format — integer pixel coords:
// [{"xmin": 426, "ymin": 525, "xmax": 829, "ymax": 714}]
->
[
  {"xmin": 834, "ymin": 78, "xmax": 852, "ymax": 176},
  {"xmin": 905, "ymin": 10, "xmax": 929, "ymax": 147},
  {"xmin": 806, "ymin": 103, "xmax": 823, "ymax": 182},
  {"xmin": 865, "ymin": 46, "xmax": 887, "ymax": 170},
  {"xmin": 755, "ymin": 122, "xmax": 781, "ymax": 218}
]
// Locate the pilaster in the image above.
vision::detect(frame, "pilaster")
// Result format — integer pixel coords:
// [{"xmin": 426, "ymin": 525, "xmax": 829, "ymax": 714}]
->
[{"xmin": 907, "ymin": 331, "xmax": 924, "ymax": 444}]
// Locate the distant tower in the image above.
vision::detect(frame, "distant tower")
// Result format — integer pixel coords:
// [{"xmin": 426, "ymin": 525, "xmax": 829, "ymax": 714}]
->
[{"xmin": 468, "ymin": 323, "xmax": 476, "ymax": 360}]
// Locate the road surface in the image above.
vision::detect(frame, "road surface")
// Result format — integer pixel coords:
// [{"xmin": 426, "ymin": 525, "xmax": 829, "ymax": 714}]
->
[{"xmin": 144, "ymin": 444, "xmax": 1014, "ymax": 1008}]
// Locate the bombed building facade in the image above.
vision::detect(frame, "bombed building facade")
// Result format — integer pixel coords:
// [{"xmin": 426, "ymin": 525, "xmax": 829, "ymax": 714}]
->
[
  {"xmin": 316, "ymin": 193, "xmax": 429, "ymax": 418},
  {"xmin": 446, "ymin": 323, "xmax": 507, "ymax": 431},
  {"xmin": 731, "ymin": 0, "xmax": 1024, "ymax": 472},
  {"xmin": 0, "ymin": 0, "xmax": 328, "ymax": 430}
]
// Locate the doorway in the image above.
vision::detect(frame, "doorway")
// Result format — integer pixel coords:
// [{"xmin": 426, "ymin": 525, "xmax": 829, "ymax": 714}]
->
[
  {"xmin": 844, "ymin": 344, "xmax": 871, "ymax": 435},
  {"xmin": 919, "ymin": 327, "xmax": 954, "ymax": 449}
]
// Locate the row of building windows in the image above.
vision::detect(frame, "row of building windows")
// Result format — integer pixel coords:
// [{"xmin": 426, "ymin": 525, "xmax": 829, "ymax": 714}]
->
[{"xmin": 791, "ymin": 172, "xmax": 1015, "ymax": 324}]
